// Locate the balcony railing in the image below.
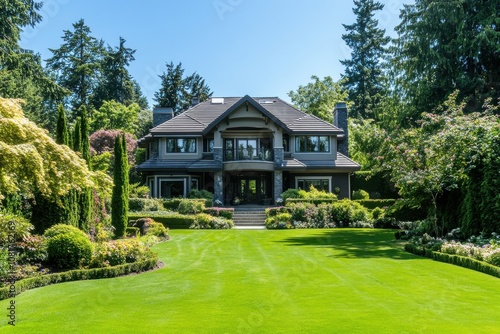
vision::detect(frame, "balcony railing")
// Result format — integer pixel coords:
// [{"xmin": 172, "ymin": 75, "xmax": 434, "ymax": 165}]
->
[{"xmin": 224, "ymin": 147, "xmax": 274, "ymax": 162}]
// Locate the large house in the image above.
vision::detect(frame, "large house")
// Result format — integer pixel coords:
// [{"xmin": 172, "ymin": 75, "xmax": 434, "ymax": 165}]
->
[{"xmin": 137, "ymin": 96, "xmax": 360, "ymax": 205}]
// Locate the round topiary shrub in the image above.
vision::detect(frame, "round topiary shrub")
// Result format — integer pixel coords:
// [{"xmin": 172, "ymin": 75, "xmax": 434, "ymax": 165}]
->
[
  {"xmin": 147, "ymin": 221, "xmax": 169, "ymax": 239},
  {"xmin": 352, "ymin": 189, "xmax": 370, "ymax": 200},
  {"xmin": 178, "ymin": 199, "xmax": 205, "ymax": 215},
  {"xmin": 46, "ymin": 233, "xmax": 92, "ymax": 269},
  {"xmin": 44, "ymin": 224, "xmax": 87, "ymax": 239}
]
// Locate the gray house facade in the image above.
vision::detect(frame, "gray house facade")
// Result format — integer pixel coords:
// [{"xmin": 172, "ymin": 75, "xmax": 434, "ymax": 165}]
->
[{"xmin": 137, "ymin": 96, "xmax": 360, "ymax": 205}]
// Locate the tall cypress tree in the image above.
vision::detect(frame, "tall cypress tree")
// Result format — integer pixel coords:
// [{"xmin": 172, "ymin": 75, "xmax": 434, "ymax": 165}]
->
[
  {"xmin": 80, "ymin": 107, "xmax": 91, "ymax": 165},
  {"xmin": 111, "ymin": 134, "xmax": 128, "ymax": 237},
  {"xmin": 56, "ymin": 104, "xmax": 70, "ymax": 145},
  {"xmin": 340, "ymin": 0, "xmax": 390, "ymax": 119},
  {"xmin": 73, "ymin": 117, "xmax": 82, "ymax": 152}
]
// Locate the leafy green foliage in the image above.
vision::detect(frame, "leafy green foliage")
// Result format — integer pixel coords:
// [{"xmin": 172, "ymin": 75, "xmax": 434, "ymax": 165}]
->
[
  {"xmin": 352, "ymin": 189, "xmax": 369, "ymax": 200},
  {"xmin": 43, "ymin": 224, "xmax": 88, "ymax": 239},
  {"xmin": 46, "ymin": 19, "xmax": 104, "ymax": 114},
  {"xmin": 391, "ymin": 0, "xmax": 500, "ymax": 120},
  {"xmin": 0, "ymin": 98, "xmax": 94, "ymax": 201},
  {"xmin": 154, "ymin": 62, "xmax": 212, "ymax": 113},
  {"xmin": 128, "ymin": 198, "xmax": 163, "ymax": 212},
  {"xmin": 90, "ymin": 101, "xmax": 140, "ymax": 134},
  {"xmin": 288, "ymin": 75, "xmax": 348, "ymax": 122},
  {"xmin": 46, "ymin": 232, "xmax": 92, "ymax": 269},
  {"xmin": 190, "ymin": 213, "xmax": 234, "ymax": 229},
  {"xmin": 90, "ymin": 238, "xmax": 155, "ymax": 267},
  {"xmin": 341, "ymin": 0, "xmax": 390, "ymax": 119},
  {"xmin": 111, "ymin": 134, "xmax": 129, "ymax": 237},
  {"xmin": 379, "ymin": 93, "xmax": 500, "ymax": 236},
  {"xmin": 0, "ymin": 213, "xmax": 32, "ymax": 243},
  {"xmin": 178, "ymin": 199, "xmax": 205, "ymax": 215}
]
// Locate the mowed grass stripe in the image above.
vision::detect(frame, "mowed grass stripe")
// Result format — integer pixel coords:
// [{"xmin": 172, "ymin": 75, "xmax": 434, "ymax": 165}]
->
[{"xmin": 1, "ymin": 229, "xmax": 499, "ymax": 333}]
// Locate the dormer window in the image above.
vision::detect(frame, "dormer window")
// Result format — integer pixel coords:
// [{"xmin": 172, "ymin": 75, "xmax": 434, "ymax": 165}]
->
[
  {"xmin": 166, "ymin": 138, "xmax": 197, "ymax": 153},
  {"xmin": 295, "ymin": 136, "xmax": 330, "ymax": 153}
]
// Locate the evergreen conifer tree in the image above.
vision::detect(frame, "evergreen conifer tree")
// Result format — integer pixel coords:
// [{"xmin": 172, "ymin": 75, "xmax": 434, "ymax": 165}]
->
[
  {"xmin": 56, "ymin": 104, "xmax": 70, "ymax": 145},
  {"xmin": 111, "ymin": 134, "xmax": 128, "ymax": 237},
  {"xmin": 340, "ymin": 0, "xmax": 390, "ymax": 119}
]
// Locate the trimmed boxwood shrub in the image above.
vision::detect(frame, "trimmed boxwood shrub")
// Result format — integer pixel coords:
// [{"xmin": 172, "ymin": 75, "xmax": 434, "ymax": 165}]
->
[
  {"xmin": 128, "ymin": 198, "xmax": 163, "ymax": 212},
  {"xmin": 46, "ymin": 233, "xmax": 92, "ymax": 269},
  {"xmin": 163, "ymin": 198, "xmax": 207, "ymax": 211},
  {"xmin": 352, "ymin": 189, "xmax": 369, "ymax": 200},
  {"xmin": 354, "ymin": 199, "xmax": 397, "ymax": 210},
  {"xmin": 178, "ymin": 199, "xmax": 205, "ymax": 215},
  {"xmin": 265, "ymin": 213, "xmax": 292, "ymax": 229},
  {"xmin": 90, "ymin": 239, "xmax": 155, "ymax": 268},
  {"xmin": 190, "ymin": 213, "xmax": 234, "ymax": 229},
  {"xmin": 203, "ymin": 207, "xmax": 234, "ymax": 219},
  {"xmin": 43, "ymin": 224, "xmax": 87, "ymax": 239},
  {"xmin": 405, "ymin": 244, "xmax": 500, "ymax": 279},
  {"xmin": 126, "ymin": 227, "xmax": 140, "ymax": 237},
  {"xmin": 0, "ymin": 258, "xmax": 158, "ymax": 300},
  {"xmin": 285, "ymin": 198, "xmax": 338, "ymax": 205},
  {"xmin": 147, "ymin": 221, "xmax": 169, "ymax": 238},
  {"xmin": 128, "ymin": 212, "xmax": 196, "ymax": 229},
  {"xmin": 265, "ymin": 206, "xmax": 292, "ymax": 217}
]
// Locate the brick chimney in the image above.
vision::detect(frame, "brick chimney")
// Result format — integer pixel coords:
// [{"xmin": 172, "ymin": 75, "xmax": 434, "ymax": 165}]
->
[
  {"xmin": 333, "ymin": 102, "xmax": 349, "ymax": 156},
  {"xmin": 153, "ymin": 107, "xmax": 174, "ymax": 127}
]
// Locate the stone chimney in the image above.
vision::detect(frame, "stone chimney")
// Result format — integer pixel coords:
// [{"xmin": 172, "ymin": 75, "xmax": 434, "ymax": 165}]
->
[
  {"xmin": 191, "ymin": 96, "xmax": 199, "ymax": 106},
  {"xmin": 333, "ymin": 102, "xmax": 349, "ymax": 156},
  {"xmin": 153, "ymin": 107, "xmax": 174, "ymax": 127}
]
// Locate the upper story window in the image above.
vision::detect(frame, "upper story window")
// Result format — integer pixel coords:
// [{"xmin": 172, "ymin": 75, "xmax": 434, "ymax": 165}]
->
[
  {"xmin": 203, "ymin": 138, "xmax": 214, "ymax": 152},
  {"xmin": 283, "ymin": 134, "xmax": 290, "ymax": 152},
  {"xmin": 166, "ymin": 138, "xmax": 197, "ymax": 153},
  {"xmin": 295, "ymin": 136, "xmax": 330, "ymax": 153}
]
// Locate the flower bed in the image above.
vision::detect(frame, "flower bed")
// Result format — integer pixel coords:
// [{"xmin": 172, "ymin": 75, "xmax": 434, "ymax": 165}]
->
[{"xmin": 404, "ymin": 231, "xmax": 500, "ymax": 276}]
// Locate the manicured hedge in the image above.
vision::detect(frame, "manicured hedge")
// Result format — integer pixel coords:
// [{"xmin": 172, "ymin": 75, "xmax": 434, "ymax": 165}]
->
[
  {"xmin": 163, "ymin": 198, "xmax": 209, "ymax": 211},
  {"xmin": 285, "ymin": 198, "xmax": 338, "ymax": 206},
  {"xmin": 203, "ymin": 207, "xmax": 234, "ymax": 220},
  {"xmin": 128, "ymin": 212, "xmax": 195, "ymax": 229},
  {"xmin": 0, "ymin": 258, "xmax": 158, "ymax": 301},
  {"xmin": 354, "ymin": 199, "xmax": 397, "ymax": 210},
  {"xmin": 128, "ymin": 198, "xmax": 163, "ymax": 212},
  {"xmin": 404, "ymin": 244, "xmax": 500, "ymax": 279}
]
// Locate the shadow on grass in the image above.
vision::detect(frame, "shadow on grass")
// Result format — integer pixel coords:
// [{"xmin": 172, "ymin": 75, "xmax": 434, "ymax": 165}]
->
[{"xmin": 277, "ymin": 229, "xmax": 420, "ymax": 260}]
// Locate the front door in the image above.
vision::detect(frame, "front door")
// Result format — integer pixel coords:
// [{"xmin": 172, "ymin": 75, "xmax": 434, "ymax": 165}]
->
[{"xmin": 240, "ymin": 178, "xmax": 258, "ymax": 204}]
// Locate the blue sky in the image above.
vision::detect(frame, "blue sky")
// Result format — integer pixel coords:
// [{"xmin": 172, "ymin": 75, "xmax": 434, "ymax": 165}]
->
[{"xmin": 20, "ymin": 0, "xmax": 408, "ymax": 107}]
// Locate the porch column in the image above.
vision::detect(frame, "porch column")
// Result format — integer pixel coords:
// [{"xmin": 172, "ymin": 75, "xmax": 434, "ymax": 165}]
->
[
  {"xmin": 274, "ymin": 170, "xmax": 283, "ymax": 204},
  {"xmin": 214, "ymin": 171, "xmax": 224, "ymax": 204}
]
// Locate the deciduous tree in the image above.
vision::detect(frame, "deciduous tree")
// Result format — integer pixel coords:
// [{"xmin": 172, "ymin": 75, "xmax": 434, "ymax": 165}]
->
[{"xmin": 288, "ymin": 75, "xmax": 348, "ymax": 122}]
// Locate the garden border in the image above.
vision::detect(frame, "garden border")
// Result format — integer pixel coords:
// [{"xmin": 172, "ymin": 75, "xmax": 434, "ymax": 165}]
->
[
  {"xmin": 0, "ymin": 258, "xmax": 159, "ymax": 300},
  {"xmin": 405, "ymin": 244, "xmax": 500, "ymax": 279}
]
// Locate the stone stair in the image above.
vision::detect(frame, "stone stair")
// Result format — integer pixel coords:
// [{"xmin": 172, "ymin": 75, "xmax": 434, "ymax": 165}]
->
[{"xmin": 232, "ymin": 207, "xmax": 267, "ymax": 229}]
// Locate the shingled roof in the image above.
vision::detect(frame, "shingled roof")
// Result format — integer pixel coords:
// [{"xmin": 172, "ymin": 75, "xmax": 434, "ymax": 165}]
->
[{"xmin": 144, "ymin": 95, "xmax": 343, "ymax": 137}]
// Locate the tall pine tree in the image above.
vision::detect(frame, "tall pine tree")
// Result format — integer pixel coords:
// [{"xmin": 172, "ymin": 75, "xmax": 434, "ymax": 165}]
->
[
  {"xmin": 340, "ymin": 0, "xmax": 390, "ymax": 119},
  {"xmin": 391, "ymin": 0, "xmax": 500, "ymax": 120},
  {"xmin": 154, "ymin": 62, "xmax": 212, "ymax": 114},
  {"xmin": 111, "ymin": 133, "xmax": 129, "ymax": 238},
  {"xmin": 46, "ymin": 19, "xmax": 104, "ymax": 116}
]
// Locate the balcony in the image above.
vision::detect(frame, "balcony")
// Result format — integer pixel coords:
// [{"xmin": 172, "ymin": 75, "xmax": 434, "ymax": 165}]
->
[{"xmin": 224, "ymin": 147, "xmax": 274, "ymax": 162}]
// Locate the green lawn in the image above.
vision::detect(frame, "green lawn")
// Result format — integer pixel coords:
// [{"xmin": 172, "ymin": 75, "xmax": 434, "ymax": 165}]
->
[{"xmin": 1, "ymin": 229, "xmax": 500, "ymax": 333}]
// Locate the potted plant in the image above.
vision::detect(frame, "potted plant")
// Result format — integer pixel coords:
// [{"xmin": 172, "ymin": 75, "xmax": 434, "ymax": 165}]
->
[
  {"xmin": 247, "ymin": 145, "xmax": 254, "ymax": 160},
  {"xmin": 232, "ymin": 196, "xmax": 241, "ymax": 205}
]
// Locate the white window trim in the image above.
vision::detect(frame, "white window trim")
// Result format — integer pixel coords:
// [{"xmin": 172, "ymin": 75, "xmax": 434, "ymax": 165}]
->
[{"xmin": 295, "ymin": 176, "xmax": 332, "ymax": 192}]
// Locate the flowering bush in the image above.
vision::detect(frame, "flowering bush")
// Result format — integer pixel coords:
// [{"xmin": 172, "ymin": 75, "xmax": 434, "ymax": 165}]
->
[
  {"xmin": 408, "ymin": 231, "xmax": 500, "ymax": 267},
  {"xmin": 190, "ymin": 213, "xmax": 234, "ymax": 229},
  {"xmin": 91, "ymin": 239, "xmax": 155, "ymax": 268}
]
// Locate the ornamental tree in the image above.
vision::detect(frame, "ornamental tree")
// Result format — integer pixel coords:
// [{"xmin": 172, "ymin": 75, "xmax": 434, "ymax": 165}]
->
[{"xmin": 0, "ymin": 98, "xmax": 93, "ymax": 200}]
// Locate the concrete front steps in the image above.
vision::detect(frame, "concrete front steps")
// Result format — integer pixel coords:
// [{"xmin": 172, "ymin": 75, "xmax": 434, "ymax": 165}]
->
[{"xmin": 232, "ymin": 206, "xmax": 267, "ymax": 229}]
